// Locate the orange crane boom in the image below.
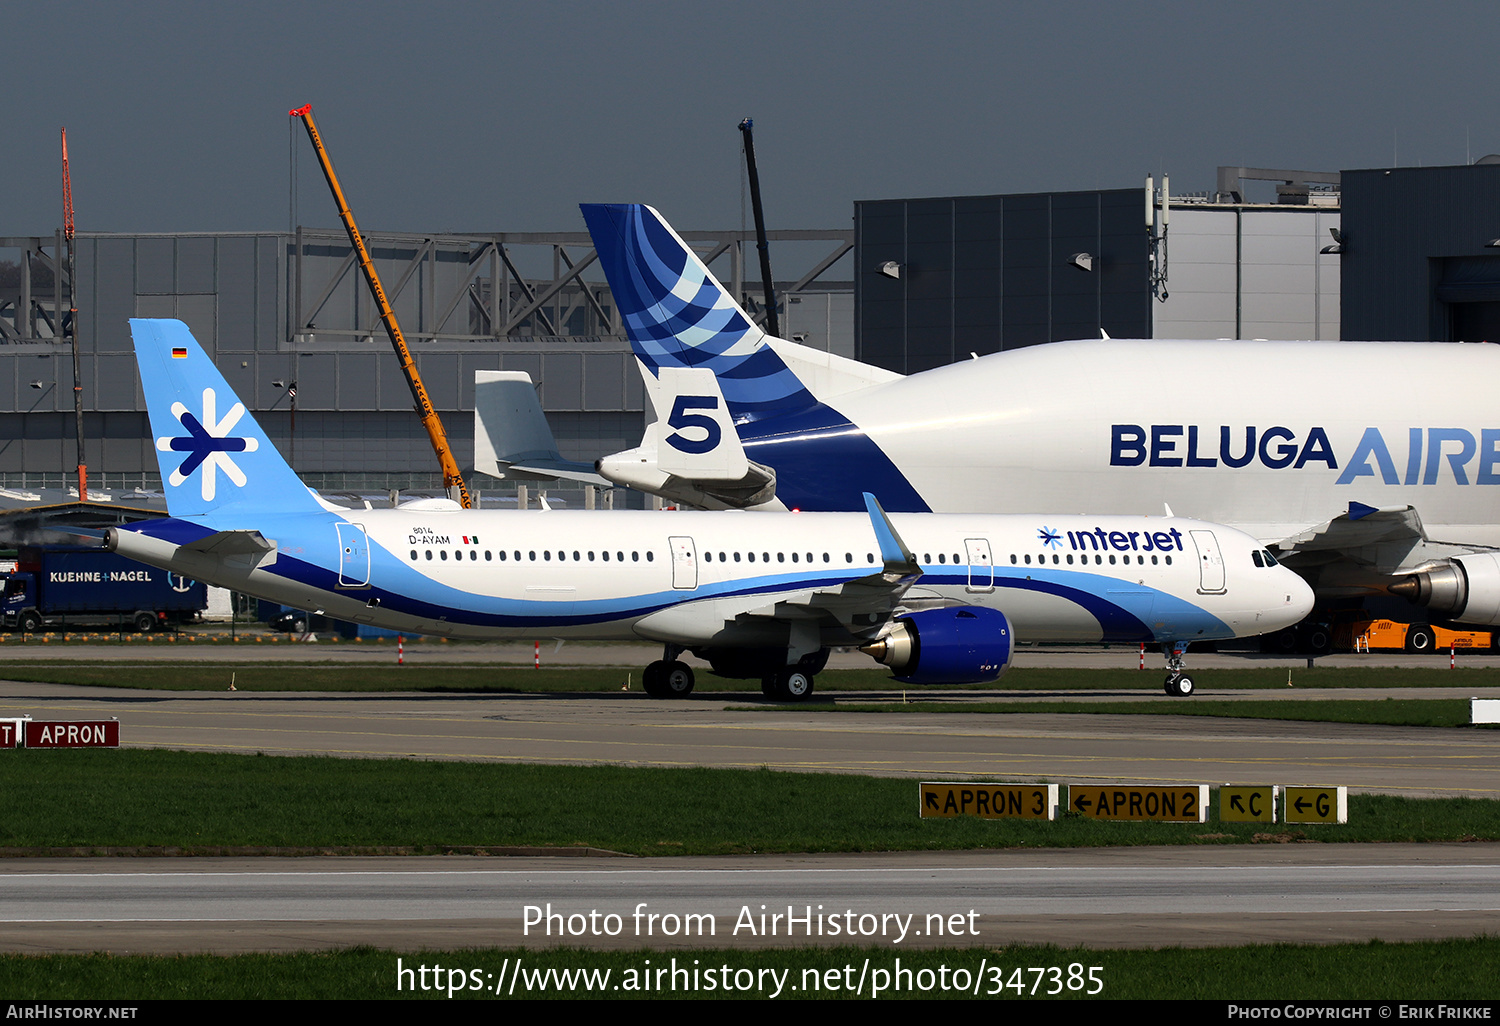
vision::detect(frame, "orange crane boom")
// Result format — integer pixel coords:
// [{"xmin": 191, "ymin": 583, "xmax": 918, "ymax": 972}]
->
[
  {"xmin": 289, "ymin": 104, "xmax": 471, "ymax": 508},
  {"xmin": 62, "ymin": 127, "xmax": 86, "ymax": 502}
]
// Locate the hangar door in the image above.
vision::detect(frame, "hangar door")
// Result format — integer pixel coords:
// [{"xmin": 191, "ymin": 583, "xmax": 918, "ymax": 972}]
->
[{"xmin": 1438, "ymin": 257, "xmax": 1500, "ymax": 342}]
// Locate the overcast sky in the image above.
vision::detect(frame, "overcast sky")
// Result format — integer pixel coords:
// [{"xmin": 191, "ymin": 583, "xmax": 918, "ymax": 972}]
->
[{"xmin": 8, "ymin": 1, "xmax": 1500, "ymax": 236}]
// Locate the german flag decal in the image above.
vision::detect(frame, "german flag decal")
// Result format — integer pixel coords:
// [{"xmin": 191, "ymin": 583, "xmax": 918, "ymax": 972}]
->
[{"xmin": 171, "ymin": 347, "xmax": 188, "ymax": 359}]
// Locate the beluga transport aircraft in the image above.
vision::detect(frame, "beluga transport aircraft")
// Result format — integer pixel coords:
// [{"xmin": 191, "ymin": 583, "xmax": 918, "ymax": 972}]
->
[
  {"xmin": 106, "ymin": 319, "xmax": 1312, "ymax": 698},
  {"xmin": 550, "ymin": 203, "xmax": 1500, "ymax": 653}
]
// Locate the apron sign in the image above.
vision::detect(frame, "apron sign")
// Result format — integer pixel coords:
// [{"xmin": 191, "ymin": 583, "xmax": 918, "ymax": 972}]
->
[
  {"xmin": 919, "ymin": 782, "xmax": 1059, "ymax": 820},
  {"xmin": 1283, "ymin": 786, "xmax": 1348, "ymax": 824},
  {"xmin": 23, "ymin": 720, "xmax": 120, "ymax": 748},
  {"xmin": 1219, "ymin": 786, "xmax": 1278, "ymax": 823},
  {"xmin": 1069, "ymin": 785, "xmax": 1209, "ymax": 822}
]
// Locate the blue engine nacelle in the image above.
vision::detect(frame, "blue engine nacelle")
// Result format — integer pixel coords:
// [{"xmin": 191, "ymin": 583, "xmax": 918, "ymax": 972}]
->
[{"xmin": 860, "ymin": 606, "xmax": 1014, "ymax": 685}]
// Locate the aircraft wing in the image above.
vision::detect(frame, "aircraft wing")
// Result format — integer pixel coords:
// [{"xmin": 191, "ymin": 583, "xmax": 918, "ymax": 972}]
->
[
  {"xmin": 1272, "ymin": 502, "xmax": 1431, "ymax": 574},
  {"xmin": 1275, "ymin": 502, "xmax": 1426, "ymax": 552},
  {"xmin": 736, "ymin": 494, "xmax": 924, "ymax": 640}
]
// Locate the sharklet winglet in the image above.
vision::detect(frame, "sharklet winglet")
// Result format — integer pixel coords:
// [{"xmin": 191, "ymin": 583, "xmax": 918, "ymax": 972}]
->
[{"xmin": 863, "ymin": 491, "xmax": 919, "ymax": 576}]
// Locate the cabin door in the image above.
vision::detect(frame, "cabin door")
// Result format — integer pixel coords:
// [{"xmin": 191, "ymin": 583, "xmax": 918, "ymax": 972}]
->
[
  {"xmin": 965, "ymin": 538, "xmax": 994, "ymax": 592},
  {"xmin": 337, "ymin": 522, "xmax": 370, "ymax": 588},
  {"xmin": 1189, "ymin": 530, "xmax": 1226, "ymax": 594},
  {"xmin": 669, "ymin": 536, "xmax": 698, "ymax": 590}
]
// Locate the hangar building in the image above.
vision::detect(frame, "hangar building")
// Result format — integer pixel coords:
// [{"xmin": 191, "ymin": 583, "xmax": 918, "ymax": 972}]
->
[{"xmin": 3, "ymin": 160, "xmax": 1495, "ymax": 498}]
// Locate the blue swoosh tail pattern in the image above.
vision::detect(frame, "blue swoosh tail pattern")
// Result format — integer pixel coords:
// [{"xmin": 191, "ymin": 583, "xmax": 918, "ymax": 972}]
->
[{"xmin": 582, "ymin": 203, "xmax": 815, "ymax": 421}]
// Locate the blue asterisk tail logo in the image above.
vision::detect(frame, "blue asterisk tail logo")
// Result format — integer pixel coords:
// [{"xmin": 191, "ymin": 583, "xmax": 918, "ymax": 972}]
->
[
  {"xmin": 1039, "ymin": 527, "xmax": 1062, "ymax": 549},
  {"xmin": 155, "ymin": 388, "xmax": 259, "ymax": 501}
]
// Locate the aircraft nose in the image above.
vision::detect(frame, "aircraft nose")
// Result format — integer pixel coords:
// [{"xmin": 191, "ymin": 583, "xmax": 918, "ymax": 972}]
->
[{"xmin": 1282, "ymin": 569, "xmax": 1316, "ymax": 623}]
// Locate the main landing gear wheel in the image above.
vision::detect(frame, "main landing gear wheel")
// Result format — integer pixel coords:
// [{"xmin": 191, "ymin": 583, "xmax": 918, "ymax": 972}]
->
[
  {"xmin": 771, "ymin": 669, "xmax": 815, "ymax": 702},
  {"xmin": 662, "ymin": 660, "xmax": 694, "ymax": 697},
  {"xmin": 1163, "ymin": 674, "xmax": 1194, "ymax": 697},
  {"xmin": 642, "ymin": 659, "xmax": 695, "ymax": 698}
]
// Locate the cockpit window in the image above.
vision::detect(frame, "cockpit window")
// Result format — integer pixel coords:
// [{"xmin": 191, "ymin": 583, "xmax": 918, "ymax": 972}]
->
[
  {"xmin": 1252, "ymin": 550, "xmax": 1264, "ymax": 568},
  {"xmin": 1262, "ymin": 549, "xmax": 1279, "ymax": 567}
]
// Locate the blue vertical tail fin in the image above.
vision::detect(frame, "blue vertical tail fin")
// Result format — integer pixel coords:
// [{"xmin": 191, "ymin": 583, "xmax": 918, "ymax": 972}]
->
[
  {"xmin": 581, "ymin": 203, "xmax": 817, "ymax": 421},
  {"xmin": 130, "ymin": 318, "xmax": 322, "ymax": 518}
]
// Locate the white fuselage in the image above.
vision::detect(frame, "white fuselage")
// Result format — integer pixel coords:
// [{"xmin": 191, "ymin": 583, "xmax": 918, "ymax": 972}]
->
[
  {"xmin": 112, "ymin": 507, "xmax": 1313, "ymax": 648},
  {"xmin": 802, "ymin": 338, "xmax": 1500, "ymax": 549}
]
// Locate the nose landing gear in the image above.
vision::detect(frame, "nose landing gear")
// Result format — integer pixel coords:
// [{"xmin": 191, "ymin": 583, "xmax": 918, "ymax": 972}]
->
[{"xmin": 1163, "ymin": 642, "xmax": 1195, "ymax": 697}]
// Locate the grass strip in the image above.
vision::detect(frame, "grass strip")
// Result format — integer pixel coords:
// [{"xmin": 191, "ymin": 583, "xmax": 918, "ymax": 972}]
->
[
  {"xmin": 1, "ymin": 938, "xmax": 1497, "ymax": 999},
  {"xmin": 790, "ymin": 698, "xmax": 1478, "ymax": 728},
  {"xmin": 7, "ymin": 663, "xmax": 1500, "ymax": 693},
  {"xmin": 3, "ymin": 750, "xmax": 1497, "ymax": 853}
]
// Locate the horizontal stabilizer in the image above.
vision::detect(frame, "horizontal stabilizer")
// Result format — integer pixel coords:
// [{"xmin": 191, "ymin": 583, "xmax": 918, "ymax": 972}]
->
[
  {"xmin": 473, "ymin": 371, "xmax": 608, "ymax": 485},
  {"xmin": 181, "ymin": 529, "xmax": 275, "ymax": 557}
]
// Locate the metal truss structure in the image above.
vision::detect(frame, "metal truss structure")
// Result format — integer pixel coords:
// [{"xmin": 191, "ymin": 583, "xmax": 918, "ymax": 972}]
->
[
  {"xmin": 0, "ymin": 235, "xmax": 71, "ymax": 344},
  {"xmin": 1, "ymin": 226, "xmax": 853, "ymax": 348},
  {"xmin": 288, "ymin": 226, "xmax": 853, "ymax": 347}
]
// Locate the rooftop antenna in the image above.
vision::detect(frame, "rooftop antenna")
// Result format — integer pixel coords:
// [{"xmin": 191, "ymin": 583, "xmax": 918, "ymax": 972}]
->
[{"xmin": 1146, "ymin": 174, "xmax": 1169, "ymax": 302}]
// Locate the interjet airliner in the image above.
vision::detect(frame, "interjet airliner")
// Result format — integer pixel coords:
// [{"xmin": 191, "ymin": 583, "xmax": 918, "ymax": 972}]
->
[{"xmin": 107, "ymin": 319, "xmax": 1311, "ymax": 698}]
